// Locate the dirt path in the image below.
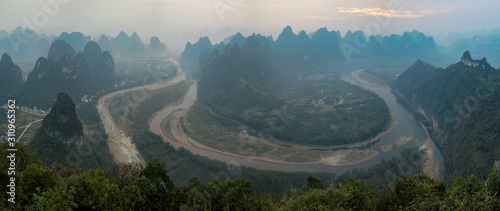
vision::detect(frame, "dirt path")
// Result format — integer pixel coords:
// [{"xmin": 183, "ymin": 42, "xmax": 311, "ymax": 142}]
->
[{"xmin": 16, "ymin": 119, "xmax": 43, "ymax": 142}]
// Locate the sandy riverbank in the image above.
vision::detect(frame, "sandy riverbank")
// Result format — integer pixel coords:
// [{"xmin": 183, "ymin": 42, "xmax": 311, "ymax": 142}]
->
[
  {"xmin": 97, "ymin": 71, "xmax": 186, "ymax": 164},
  {"xmin": 418, "ymin": 121, "xmax": 440, "ymax": 179}
]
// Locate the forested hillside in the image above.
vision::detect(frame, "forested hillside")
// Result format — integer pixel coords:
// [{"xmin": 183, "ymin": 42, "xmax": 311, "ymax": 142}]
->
[
  {"xmin": 1, "ymin": 142, "xmax": 499, "ymax": 210},
  {"xmin": 392, "ymin": 51, "xmax": 500, "ymax": 180}
]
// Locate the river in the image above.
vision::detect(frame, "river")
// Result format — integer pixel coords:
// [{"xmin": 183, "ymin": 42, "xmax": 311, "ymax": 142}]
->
[
  {"xmin": 97, "ymin": 69, "xmax": 186, "ymax": 164},
  {"xmin": 147, "ymin": 69, "xmax": 445, "ymax": 176},
  {"xmin": 342, "ymin": 70, "xmax": 445, "ymax": 178}
]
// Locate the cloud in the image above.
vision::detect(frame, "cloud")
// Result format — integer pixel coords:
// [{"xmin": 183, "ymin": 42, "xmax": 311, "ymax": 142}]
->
[
  {"xmin": 338, "ymin": 7, "xmax": 448, "ymax": 18},
  {"xmin": 304, "ymin": 15, "xmax": 343, "ymax": 20}
]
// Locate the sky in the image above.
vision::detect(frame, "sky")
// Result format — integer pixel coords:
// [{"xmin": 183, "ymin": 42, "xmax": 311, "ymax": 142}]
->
[{"xmin": 1, "ymin": 0, "xmax": 499, "ymax": 50}]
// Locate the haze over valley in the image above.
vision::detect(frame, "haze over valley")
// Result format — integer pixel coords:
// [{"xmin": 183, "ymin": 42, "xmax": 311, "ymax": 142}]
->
[{"xmin": 1, "ymin": 1, "xmax": 500, "ymax": 209}]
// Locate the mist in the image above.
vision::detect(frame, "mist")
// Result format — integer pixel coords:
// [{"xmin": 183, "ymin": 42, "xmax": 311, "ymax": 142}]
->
[{"xmin": 1, "ymin": 0, "xmax": 500, "ymax": 50}]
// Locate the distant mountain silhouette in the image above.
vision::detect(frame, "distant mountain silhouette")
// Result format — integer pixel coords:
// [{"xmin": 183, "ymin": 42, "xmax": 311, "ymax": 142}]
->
[
  {"xmin": 148, "ymin": 36, "xmax": 167, "ymax": 55},
  {"xmin": 180, "ymin": 36, "xmax": 214, "ymax": 71},
  {"xmin": 182, "ymin": 26, "xmax": 446, "ymax": 72},
  {"xmin": 0, "ymin": 28, "xmax": 168, "ymax": 62},
  {"xmin": 55, "ymin": 32, "xmax": 90, "ymax": 52},
  {"xmin": 0, "ymin": 27, "xmax": 52, "ymax": 60},
  {"xmin": 97, "ymin": 31, "xmax": 168, "ymax": 58},
  {"xmin": 130, "ymin": 32, "xmax": 144, "ymax": 46},
  {"xmin": 110, "ymin": 31, "xmax": 132, "ymax": 57}
]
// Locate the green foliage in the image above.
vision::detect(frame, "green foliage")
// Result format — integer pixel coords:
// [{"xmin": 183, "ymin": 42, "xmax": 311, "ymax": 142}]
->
[
  {"xmin": 107, "ymin": 163, "xmax": 143, "ymax": 187},
  {"xmin": 306, "ymin": 175, "xmax": 324, "ymax": 190},
  {"xmin": 27, "ymin": 129, "xmax": 70, "ymax": 166},
  {"xmin": 63, "ymin": 169, "xmax": 111, "ymax": 210},
  {"xmin": 376, "ymin": 174, "xmax": 447, "ymax": 210},
  {"xmin": 392, "ymin": 58, "xmax": 500, "ymax": 180},
  {"xmin": 487, "ymin": 168, "xmax": 500, "ymax": 198},
  {"xmin": 142, "ymin": 159, "xmax": 173, "ymax": 183},
  {"xmin": 181, "ymin": 178, "xmax": 262, "ymax": 211},
  {"xmin": 131, "ymin": 176, "xmax": 181, "ymax": 210},
  {"xmin": 17, "ymin": 164, "xmax": 58, "ymax": 206},
  {"xmin": 281, "ymin": 179, "xmax": 375, "ymax": 211},
  {"xmin": 0, "ymin": 142, "xmax": 42, "ymax": 209},
  {"xmin": 0, "ymin": 142, "xmax": 41, "ymax": 172},
  {"xmin": 27, "ymin": 182, "xmax": 78, "ymax": 211},
  {"xmin": 3, "ymin": 144, "xmax": 500, "ymax": 210}
]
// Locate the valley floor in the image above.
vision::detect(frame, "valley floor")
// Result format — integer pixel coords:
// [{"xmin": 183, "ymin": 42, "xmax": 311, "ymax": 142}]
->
[
  {"xmin": 98, "ymin": 63, "xmax": 439, "ymax": 176},
  {"xmin": 147, "ymin": 69, "xmax": 418, "ymax": 171}
]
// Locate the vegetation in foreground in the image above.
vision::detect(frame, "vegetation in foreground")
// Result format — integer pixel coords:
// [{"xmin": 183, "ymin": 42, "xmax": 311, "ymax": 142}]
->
[{"xmin": 1, "ymin": 142, "xmax": 499, "ymax": 210}]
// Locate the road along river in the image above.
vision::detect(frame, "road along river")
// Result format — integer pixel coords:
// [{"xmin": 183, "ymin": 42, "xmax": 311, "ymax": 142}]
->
[{"xmin": 147, "ymin": 69, "xmax": 445, "ymax": 176}]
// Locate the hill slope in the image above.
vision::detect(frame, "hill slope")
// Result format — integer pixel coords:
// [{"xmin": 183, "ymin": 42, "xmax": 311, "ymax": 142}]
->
[{"xmin": 392, "ymin": 51, "xmax": 500, "ymax": 180}]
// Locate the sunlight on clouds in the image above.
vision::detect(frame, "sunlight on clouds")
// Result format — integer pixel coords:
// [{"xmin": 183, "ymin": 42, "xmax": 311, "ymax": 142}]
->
[
  {"xmin": 304, "ymin": 16, "xmax": 343, "ymax": 21},
  {"xmin": 338, "ymin": 7, "xmax": 448, "ymax": 18}
]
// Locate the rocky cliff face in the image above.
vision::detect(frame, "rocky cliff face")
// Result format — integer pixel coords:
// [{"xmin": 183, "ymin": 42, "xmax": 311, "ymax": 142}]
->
[{"xmin": 460, "ymin": 50, "xmax": 490, "ymax": 70}]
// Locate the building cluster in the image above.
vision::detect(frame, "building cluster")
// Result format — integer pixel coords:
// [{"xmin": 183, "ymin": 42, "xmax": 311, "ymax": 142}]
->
[
  {"xmin": 298, "ymin": 72, "xmax": 336, "ymax": 81},
  {"xmin": 1, "ymin": 104, "xmax": 49, "ymax": 115}
]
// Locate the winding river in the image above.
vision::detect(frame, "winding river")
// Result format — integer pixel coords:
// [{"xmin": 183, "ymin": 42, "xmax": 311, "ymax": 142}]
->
[{"xmin": 146, "ymin": 69, "xmax": 445, "ymax": 177}]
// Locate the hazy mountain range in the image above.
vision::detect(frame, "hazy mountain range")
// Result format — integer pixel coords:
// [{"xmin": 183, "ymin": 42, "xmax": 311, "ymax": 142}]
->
[
  {"xmin": 180, "ymin": 26, "xmax": 450, "ymax": 75},
  {"xmin": 0, "ymin": 39, "xmax": 115, "ymax": 109},
  {"xmin": 0, "ymin": 27, "xmax": 168, "ymax": 62}
]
